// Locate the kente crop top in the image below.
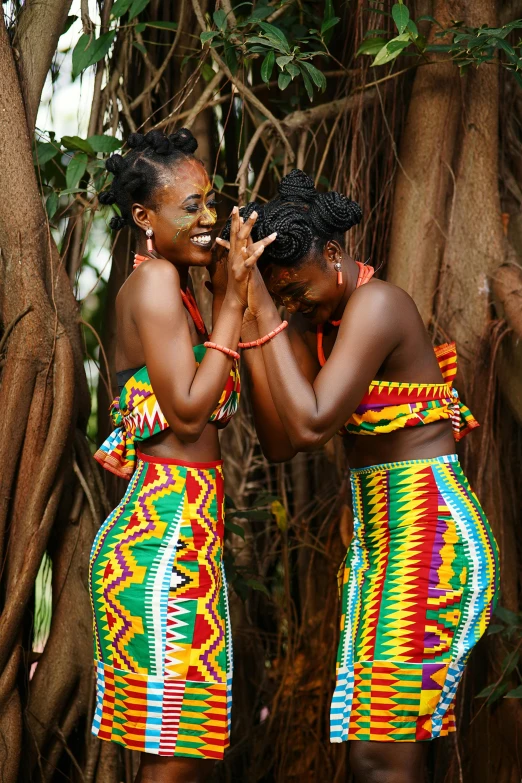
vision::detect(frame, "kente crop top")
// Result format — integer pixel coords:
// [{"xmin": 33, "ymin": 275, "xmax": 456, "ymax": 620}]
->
[
  {"xmin": 94, "ymin": 343, "xmax": 240, "ymax": 479},
  {"xmin": 317, "ymin": 337, "xmax": 478, "ymax": 441}
]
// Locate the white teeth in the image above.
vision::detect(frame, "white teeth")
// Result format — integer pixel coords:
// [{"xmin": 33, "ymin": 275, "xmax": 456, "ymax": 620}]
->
[{"xmin": 191, "ymin": 234, "xmax": 211, "ymax": 245}]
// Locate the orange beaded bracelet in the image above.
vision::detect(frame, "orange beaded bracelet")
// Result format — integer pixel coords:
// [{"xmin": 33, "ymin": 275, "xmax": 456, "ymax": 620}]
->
[
  {"xmin": 238, "ymin": 320, "xmax": 288, "ymax": 349},
  {"xmin": 204, "ymin": 341, "xmax": 240, "ymax": 361}
]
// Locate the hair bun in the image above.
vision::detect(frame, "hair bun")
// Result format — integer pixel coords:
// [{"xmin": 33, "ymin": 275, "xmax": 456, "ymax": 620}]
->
[
  {"xmin": 278, "ymin": 169, "xmax": 317, "ymax": 203},
  {"xmin": 144, "ymin": 130, "xmax": 171, "ymax": 155},
  {"xmin": 168, "ymin": 128, "xmax": 198, "ymax": 155},
  {"xmin": 259, "ymin": 201, "xmax": 314, "ymax": 266},
  {"xmin": 309, "ymin": 192, "xmax": 362, "ymax": 236},
  {"xmin": 127, "ymin": 133, "xmax": 145, "ymax": 149},
  {"xmin": 99, "ymin": 190, "xmax": 117, "ymax": 205},
  {"xmin": 109, "ymin": 215, "xmax": 126, "ymax": 231},
  {"xmin": 105, "ymin": 154, "xmax": 125, "ymax": 174},
  {"xmin": 220, "ymin": 201, "xmax": 261, "ymax": 241}
]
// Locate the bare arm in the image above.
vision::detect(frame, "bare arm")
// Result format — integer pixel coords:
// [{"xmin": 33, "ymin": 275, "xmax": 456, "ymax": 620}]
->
[
  {"xmin": 246, "ymin": 267, "xmax": 400, "ymax": 451},
  {"xmin": 135, "ymin": 260, "xmax": 244, "ymax": 442},
  {"xmin": 241, "ymin": 314, "xmax": 319, "ymax": 462}
]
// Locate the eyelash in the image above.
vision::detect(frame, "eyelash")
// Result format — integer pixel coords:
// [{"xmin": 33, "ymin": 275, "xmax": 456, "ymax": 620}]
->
[{"xmin": 185, "ymin": 199, "xmax": 219, "ymax": 214}]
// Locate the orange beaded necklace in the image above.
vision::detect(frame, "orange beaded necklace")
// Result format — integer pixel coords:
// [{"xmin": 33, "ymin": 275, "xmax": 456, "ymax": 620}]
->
[{"xmin": 317, "ymin": 261, "xmax": 374, "ymax": 367}]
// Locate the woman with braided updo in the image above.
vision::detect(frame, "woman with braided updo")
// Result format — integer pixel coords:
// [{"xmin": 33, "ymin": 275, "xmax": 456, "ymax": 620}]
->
[
  {"xmin": 89, "ymin": 128, "xmax": 274, "ymax": 782},
  {"xmin": 217, "ymin": 169, "xmax": 498, "ymax": 783}
]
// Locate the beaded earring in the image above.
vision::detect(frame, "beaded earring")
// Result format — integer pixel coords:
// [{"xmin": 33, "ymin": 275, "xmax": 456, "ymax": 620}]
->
[
  {"xmin": 334, "ymin": 256, "xmax": 343, "ymax": 285},
  {"xmin": 146, "ymin": 227, "xmax": 154, "ymax": 252}
]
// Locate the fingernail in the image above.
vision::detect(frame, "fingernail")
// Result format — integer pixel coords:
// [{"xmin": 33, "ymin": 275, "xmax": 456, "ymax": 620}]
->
[
  {"xmin": 270, "ymin": 232, "xmax": 277, "ymax": 238},
  {"xmin": 232, "ymin": 206, "xmax": 238, "ymax": 214},
  {"xmin": 251, "ymin": 211, "xmax": 258, "ymax": 218}
]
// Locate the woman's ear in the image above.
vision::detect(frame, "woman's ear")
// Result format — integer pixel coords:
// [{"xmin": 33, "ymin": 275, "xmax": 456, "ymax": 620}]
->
[
  {"xmin": 132, "ymin": 203, "xmax": 151, "ymax": 232},
  {"xmin": 323, "ymin": 239, "xmax": 342, "ymax": 265}
]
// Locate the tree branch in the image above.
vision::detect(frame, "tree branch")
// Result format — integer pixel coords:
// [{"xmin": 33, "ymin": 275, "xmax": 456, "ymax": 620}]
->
[
  {"xmin": 280, "ymin": 88, "xmax": 378, "ymax": 133},
  {"xmin": 13, "ymin": 0, "xmax": 74, "ymax": 132}
]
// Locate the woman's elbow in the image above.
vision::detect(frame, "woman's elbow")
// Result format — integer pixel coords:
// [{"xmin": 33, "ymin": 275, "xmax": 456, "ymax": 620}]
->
[
  {"xmin": 289, "ymin": 429, "xmax": 325, "ymax": 453},
  {"xmin": 168, "ymin": 416, "xmax": 206, "ymax": 443}
]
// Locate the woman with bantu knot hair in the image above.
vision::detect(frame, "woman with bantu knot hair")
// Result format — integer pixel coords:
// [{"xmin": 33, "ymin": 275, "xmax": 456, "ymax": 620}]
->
[
  {"xmin": 89, "ymin": 128, "xmax": 275, "ymax": 783},
  {"xmin": 218, "ymin": 169, "xmax": 499, "ymax": 783}
]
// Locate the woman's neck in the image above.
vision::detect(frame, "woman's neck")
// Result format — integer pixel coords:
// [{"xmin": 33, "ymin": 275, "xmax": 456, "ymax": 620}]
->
[{"xmin": 135, "ymin": 239, "xmax": 190, "ymax": 290}]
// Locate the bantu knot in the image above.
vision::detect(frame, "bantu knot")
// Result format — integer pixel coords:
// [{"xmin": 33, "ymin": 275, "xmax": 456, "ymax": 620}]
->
[
  {"xmin": 105, "ymin": 154, "xmax": 125, "ymax": 174},
  {"xmin": 309, "ymin": 192, "xmax": 363, "ymax": 237},
  {"xmin": 278, "ymin": 169, "xmax": 317, "ymax": 203},
  {"xmin": 127, "ymin": 133, "xmax": 145, "ymax": 149},
  {"xmin": 99, "ymin": 190, "xmax": 117, "ymax": 205},
  {"xmin": 258, "ymin": 201, "xmax": 314, "ymax": 266},
  {"xmin": 168, "ymin": 128, "xmax": 198, "ymax": 155},
  {"xmin": 144, "ymin": 130, "xmax": 171, "ymax": 155},
  {"xmin": 109, "ymin": 215, "xmax": 126, "ymax": 231}
]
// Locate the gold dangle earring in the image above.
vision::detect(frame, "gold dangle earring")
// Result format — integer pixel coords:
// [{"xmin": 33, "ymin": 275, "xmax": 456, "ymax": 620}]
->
[{"xmin": 334, "ymin": 255, "xmax": 343, "ymax": 285}]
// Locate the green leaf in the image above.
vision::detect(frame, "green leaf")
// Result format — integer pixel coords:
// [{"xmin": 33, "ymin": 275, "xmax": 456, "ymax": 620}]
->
[
  {"xmin": 357, "ymin": 36, "xmax": 387, "ymax": 56},
  {"xmin": 371, "ymin": 33, "xmax": 410, "ymax": 66},
  {"xmin": 128, "ymin": 0, "xmax": 150, "ymax": 20},
  {"xmin": 300, "ymin": 67, "xmax": 314, "ymax": 101},
  {"xmin": 506, "ymin": 685, "xmax": 522, "ymax": 698},
  {"xmin": 495, "ymin": 37, "xmax": 517, "ymax": 57},
  {"xmin": 486, "ymin": 624, "xmax": 504, "ymax": 635},
  {"xmin": 224, "ymin": 518, "xmax": 245, "ymax": 539},
  {"xmin": 286, "ymin": 61, "xmax": 300, "ymax": 78},
  {"xmin": 224, "ymin": 41, "xmax": 238, "ymax": 74},
  {"xmin": 61, "ymin": 135, "xmax": 95, "ymax": 154},
  {"xmin": 213, "ymin": 174, "xmax": 224, "ymax": 191},
  {"xmin": 201, "ymin": 31, "xmax": 220, "ymax": 44},
  {"xmin": 111, "ymin": 0, "xmax": 133, "ymax": 18},
  {"xmin": 135, "ymin": 22, "xmax": 146, "ymax": 32},
  {"xmin": 246, "ymin": 35, "xmax": 288, "ymax": 54},
  {"xmin": 424, "ymin": 43, "xmax": 454, "ymax": 53},
  {"xmin": 245, "ymin": 6, "xmax": 273, "ymax": 22},
  {"xmin": 133, "ymin": 41, "xmax": 147, "ymax": 56},
  {"xmin": 245, "ymin": 578, "xmax": 270, "ymax": 597},
  {"xmin": 417, "ymin": 14, "xmax": 443, "ymax": 27},
  {"xmin": 301, "ymin": 60, "xmax": 327, "ymax": 90},
  {"xmin": 495, "ymin": 606, "xmax": 521, "ymax": 627},
  {"xmin": 259, "ymin": 22, "xmax": 290, "ymax": 52},
  {"xmin": 392, "ymin": 3, "xmax": 409, "ymax": 34},
  {"xmin": 145, "ymin": 20, "xmax": 178, "ymax": 30},
  {"xmin": 66, "ymin": 153, "xmax": 88, "ymax": 190},
  {"xmin": 276, "ymin": 55, "xmax": 293, "ymax": 68},
  {"xmin": 72, "ymin": 31, "xmax": 117, "ymax": 79},
  {"xmin": 61, "ymin": 15, "xmax": 78, "ymax": 36},
  {"xmin": 321, "ymin": 16, "xmax": 340, "ymax": 35},
  {"xmin": 278, "ymin": 71, "xmax": 292, "ymax": 90},
  {"xmin": 475, "ymin": 682, "xmax": 509, "ymax": 702},
  {"xmin": 88, "ymin": 134, "xmax": 122, "ymax": 153},
  {"xmin": 34, "ymin": 142, "xmax": 60, "ymax": 166},
  {"xmin": 407, "ymin": 19, "xmax": 419, "ymax": 38},
  {"xmin": 201, "ymin": 63, "xmax": 216, "ymax": 81},
  {"xmin": 46, "ymin": 191, "xmax": 59, "ymax": 219},
  {"xmin": 261, "ymin": 50, "xmax": 275, "ymax": 82},
  {"xmin": 213, "ymin": 9, "xmax": 227, "ymax": 31}
]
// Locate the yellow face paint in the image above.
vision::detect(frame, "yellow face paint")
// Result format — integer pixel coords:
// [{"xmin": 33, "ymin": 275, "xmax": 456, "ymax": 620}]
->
[{"xmin": 171, "ymin": 179, "xmax": 217, "ymax": 243}]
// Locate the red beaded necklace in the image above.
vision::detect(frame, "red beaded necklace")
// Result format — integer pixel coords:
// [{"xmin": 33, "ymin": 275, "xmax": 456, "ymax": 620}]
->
[
  {"xmin": 133, "ymin": 254, "xmax": 206, "ymax": 335},
  {"xmin": 317, "ymin": 261, "xmax": 375, "ymax": 367}
]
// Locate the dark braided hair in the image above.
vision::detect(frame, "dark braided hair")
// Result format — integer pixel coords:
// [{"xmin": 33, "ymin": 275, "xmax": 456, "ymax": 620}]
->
[
  {"xmin": 221, "ymin": 169, "xmax": 362, "ymax": 267},
  {"xmin": 98, "ymin": 128, "xmax": 198, "ymax": 231}
]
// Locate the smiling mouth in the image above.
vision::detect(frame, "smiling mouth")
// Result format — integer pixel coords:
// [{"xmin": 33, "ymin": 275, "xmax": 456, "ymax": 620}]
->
[{"xmin": 190, "ymin": 233, "xmax": 212, "ymax": 249}]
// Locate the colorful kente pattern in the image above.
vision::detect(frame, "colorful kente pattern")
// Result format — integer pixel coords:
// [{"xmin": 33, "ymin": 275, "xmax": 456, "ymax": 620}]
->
[
  {"xmin": 89, "ymin": 454, "xmax": 233, "ymax": 758},
  {"xmin": 94, "ymin": 344, "xmax": 240, "ymax": 479},
  {"xmin": 330, "ymin": 454, "xmax": 499, "ymax": 743},
  {"xmin": 344, "ymin": 343, "xmax": 478, "ymax": 441}
]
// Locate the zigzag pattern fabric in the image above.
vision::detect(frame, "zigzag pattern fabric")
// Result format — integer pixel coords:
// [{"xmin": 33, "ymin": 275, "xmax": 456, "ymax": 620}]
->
[
  {"xmin": 345, "ymin": 343, "xmax": 478, "ymax": 441},
  {"xmin": 89, "ymin": 454, "xmax": 233, "ymax": 758},
  {"xmin": 331, "ymin": 454, "xmax": 499, "ymax": 743},
  {"xmin": 94, "ymin": 344, "xmax": 240, "ymax": 479}
]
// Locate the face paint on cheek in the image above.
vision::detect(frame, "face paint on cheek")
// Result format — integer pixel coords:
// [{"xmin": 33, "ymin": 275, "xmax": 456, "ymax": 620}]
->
[{"xmin": 171, "ymin": 214, "xmax": 196, "ymax": 243}]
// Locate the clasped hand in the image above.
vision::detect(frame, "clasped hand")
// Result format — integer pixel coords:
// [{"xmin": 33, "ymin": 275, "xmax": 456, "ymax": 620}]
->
[{"xmin": 215, "ymin": 206, "xmax": 276, "ymax": 314}]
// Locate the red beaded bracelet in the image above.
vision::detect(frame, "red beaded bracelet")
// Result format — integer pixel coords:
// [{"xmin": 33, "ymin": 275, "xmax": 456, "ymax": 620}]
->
[
  {"xmin": 238, "ymin": 320, "xmax": 288, "ymax": 349},
  {"xmin": 204, "ymin": 341, "xmax": 240, "ymax": 361}
]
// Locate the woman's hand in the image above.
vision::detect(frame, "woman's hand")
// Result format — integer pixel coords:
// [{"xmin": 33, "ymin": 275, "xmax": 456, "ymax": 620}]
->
[
  {"xmin": 207, "ymin": 241, "xmax": 228, "ymax": 297},
  {"xmin": 216, "ymin": 207, "xmax": 276, "ymax": 309}
]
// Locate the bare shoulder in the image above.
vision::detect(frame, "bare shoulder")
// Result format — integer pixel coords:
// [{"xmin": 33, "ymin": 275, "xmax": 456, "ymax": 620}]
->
[
  {"xmin": 116, "ymin": 258, "xmax": 182, "ymax": 311},
  {"xmin": 348, "ymin": 278, "xmax": 419, "ymax": 319}
]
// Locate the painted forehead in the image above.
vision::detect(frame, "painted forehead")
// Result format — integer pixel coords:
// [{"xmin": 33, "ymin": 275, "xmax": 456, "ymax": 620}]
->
[{"xmin": 158, "ymin": 158, "xmax": 211, "ymax": 201}]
